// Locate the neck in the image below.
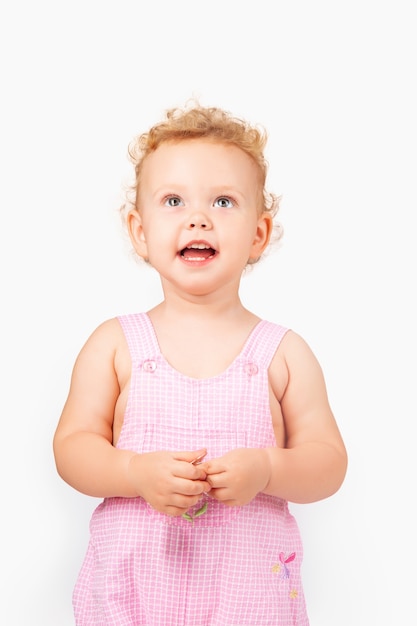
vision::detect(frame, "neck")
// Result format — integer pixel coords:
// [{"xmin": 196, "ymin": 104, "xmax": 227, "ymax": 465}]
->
[
  {"xmin": 155, "ymin": 277, "xmax": 250, "ymax": 316},
  {"xmin": 151, "ymin": 291, "xmax": 250, "ymax": 322}
]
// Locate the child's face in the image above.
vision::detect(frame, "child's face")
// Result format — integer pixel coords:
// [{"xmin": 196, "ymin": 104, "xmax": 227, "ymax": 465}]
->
[{"xmin": 128, "ymin": 139, "xmax": 272, "ymax": 296}]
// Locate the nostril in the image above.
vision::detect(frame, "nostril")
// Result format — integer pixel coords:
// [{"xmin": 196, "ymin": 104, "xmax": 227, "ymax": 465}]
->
[{"xmin": 188, "ymin": 220, "xmax": 207, "ymax": 229}]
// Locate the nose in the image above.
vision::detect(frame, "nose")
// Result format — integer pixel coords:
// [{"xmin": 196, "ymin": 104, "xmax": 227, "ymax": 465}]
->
[{"xmin": 187, "ymin": 212, "xmax": 212, "ymax": 230}]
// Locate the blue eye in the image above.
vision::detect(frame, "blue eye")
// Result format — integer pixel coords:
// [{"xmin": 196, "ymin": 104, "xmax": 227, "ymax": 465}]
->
[
  {"xmin": 165, "ymin": 196, "xmax": 184, "ymax": 207},
  {"xmin": 214, "ymin": 197, "xmax": 234, "ymax": 208}
]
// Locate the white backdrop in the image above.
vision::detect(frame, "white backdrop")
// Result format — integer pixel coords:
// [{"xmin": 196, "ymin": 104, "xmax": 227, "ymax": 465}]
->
[{"xmin": 1, "ymin": 1, "xmax": 415, "ymax": 624}]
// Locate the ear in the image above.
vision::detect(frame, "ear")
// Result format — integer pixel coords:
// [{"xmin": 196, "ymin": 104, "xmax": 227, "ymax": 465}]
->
[
  {"xmin": 249, "ymin": 212, "xmax": 273, "ymax": 260},
  {"xmin": 126, "ymin": 209, "xmax": 149, "ymax": 259}
]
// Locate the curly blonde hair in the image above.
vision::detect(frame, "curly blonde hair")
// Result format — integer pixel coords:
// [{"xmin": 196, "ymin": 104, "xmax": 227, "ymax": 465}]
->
[{"xmin": 120, "ymin": 102, "xmax": 283, "ymax": 263}]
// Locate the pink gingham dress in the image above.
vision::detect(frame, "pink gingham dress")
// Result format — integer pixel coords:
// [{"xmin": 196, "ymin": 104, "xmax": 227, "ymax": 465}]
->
[{"xmin": 73, "ymin": 313, "xmax": 309, "ymax": 625}]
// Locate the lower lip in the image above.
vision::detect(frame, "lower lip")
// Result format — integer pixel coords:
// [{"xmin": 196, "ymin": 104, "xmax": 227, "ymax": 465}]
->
[{"xmin": 178, "ymin": 253, "xmax": 216, "ymax": 267}]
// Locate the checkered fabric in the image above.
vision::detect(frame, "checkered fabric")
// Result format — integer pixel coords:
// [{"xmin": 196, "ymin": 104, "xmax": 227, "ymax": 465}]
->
[{"xmin": 73, "ymin": 313, "xmax": 309, "ymax": 625}]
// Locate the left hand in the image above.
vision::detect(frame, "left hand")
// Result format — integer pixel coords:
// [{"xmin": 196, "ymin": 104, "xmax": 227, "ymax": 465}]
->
[{"xmin": 200, "ymin": 448, "xmax": 271, "ymax": 507}]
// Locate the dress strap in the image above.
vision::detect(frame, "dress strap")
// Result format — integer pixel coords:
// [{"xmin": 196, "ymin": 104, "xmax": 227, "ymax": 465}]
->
[
  {"xmin": 242, "ymin": 320, "xmax": 289, "ymax": 368},
  {"xmin": 117, "ymin": 313, "xmax": 160, "ymax": 359}
]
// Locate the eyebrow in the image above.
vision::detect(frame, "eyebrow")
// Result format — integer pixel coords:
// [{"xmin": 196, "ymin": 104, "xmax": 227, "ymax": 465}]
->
[{"xmin": 151, "ymin": 185, "xmax": 248, "ymax": 200}]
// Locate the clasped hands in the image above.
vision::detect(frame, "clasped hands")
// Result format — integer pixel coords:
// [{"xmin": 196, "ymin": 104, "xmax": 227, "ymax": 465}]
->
[{"xmin": 128, "ymin": 448, "xmax": 271, "ymax": 517}]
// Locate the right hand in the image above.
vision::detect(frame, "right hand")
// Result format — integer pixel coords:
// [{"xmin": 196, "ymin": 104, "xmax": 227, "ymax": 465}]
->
[{"xmin": 127, "ymin": 449, "xmax": 210, "ymax": 516}]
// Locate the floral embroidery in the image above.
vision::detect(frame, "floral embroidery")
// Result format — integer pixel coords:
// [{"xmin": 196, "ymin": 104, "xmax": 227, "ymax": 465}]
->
[
  {"xmin": 279, "ymin": 552, "xmax": 296, "ymax": 578},
  {"xmin": 272, "ymin": 553, "xmax": 299, "ymax": 600},
  {"xmin": 272, "ymin": 552, "xmax": 296, "ymax": 578},
  {"xmin": 182, "ymin": 500, "xmax": 208, "ymax": 522}
]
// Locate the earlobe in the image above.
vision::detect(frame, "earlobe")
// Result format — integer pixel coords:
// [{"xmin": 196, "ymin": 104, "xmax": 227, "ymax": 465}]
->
[
  {"xmin": 127, "ymin": 210, "xmax": 148, "ymax": 259},
  {"xmin": 249, "ymin": 213, "xmax": 273, "ymax": 260}
]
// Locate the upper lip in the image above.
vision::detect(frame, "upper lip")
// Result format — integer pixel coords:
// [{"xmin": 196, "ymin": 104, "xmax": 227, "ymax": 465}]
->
[{"xmin": 179, "ymin": 240, "xmax": 217, "ymax": 254}]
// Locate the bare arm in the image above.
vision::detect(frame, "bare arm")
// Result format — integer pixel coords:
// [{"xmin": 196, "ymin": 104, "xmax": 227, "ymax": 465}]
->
[
  {"xmin": 263, "ymin": 330, "xmax": 347, "ymax": 503},
  {"xmin": 202, "ymin": 331, "xmax": 347, "ymax": 505},
  {"xmin": 53, "ymin": 319, "xmax": 209, "ymax": 515},
  {"xmin": 53, "ymin": 319, "xmax": 136, "ymax": 496}
]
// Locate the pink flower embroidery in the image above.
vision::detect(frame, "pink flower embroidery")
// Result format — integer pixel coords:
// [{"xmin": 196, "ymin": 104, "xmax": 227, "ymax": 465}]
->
[{"xmin": 278, "ymin": 552, "xmax": 296, "ymax": 579}]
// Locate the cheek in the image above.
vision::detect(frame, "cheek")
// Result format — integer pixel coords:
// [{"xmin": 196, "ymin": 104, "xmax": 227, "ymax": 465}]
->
[
  {"xmin": 240, "ymin": 220, "xmax": 260, "ymax": 247},
  {"xmin": 143, "ymin": 221, "xmax": 174, "ymax": 252}
]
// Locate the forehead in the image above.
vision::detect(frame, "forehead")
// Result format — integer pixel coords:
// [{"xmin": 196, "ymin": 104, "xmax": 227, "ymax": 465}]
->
[{"xmin": 140, "ymin": 139, "xmax": 260, "ymax": 187}]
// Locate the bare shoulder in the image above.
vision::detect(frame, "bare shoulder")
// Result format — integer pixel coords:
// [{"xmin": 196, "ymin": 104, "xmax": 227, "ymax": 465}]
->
[
  {"xmin": 76, "ymin": 317, "xmax": 127, "ymax": 358},
  {"xmin": 278, "ymin": 329, "xmax": 326, "ymax": 371},
  {"xmin": 268, "ymin": 329, "xmax": 322, "ymax": 401},
  {"xmin": 73, "ymin": 317, "xmax": 130, "ymax": 382},
  {"xmin": 83, "ymin": 317, "xmax": 125, "ymax": 347}
]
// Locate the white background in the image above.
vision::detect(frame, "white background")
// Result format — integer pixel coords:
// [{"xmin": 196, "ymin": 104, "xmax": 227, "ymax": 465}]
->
[{"xmin": 1, "ymin": 1, "xmax": 416, "ymax": 624}]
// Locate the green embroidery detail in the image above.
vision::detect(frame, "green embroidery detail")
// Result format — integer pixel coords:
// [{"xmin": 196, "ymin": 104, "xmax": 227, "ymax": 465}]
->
[{"xmin": 182, "ymin": 501, "xmax": 208, "ymax": 522}]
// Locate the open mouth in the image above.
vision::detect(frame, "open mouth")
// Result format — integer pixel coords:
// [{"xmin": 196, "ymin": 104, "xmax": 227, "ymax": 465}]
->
[{"xmin": 180, "ymin": 243, "xmax": 216, "ymax": 261}]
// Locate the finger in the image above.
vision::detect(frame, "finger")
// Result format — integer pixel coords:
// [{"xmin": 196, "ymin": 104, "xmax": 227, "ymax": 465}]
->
[
  {"xmin": 174, "ymin": 449, "xmax": 207, "ymax": 464},
  {"xmin": 174, "ymin": 454, "xmax": 209, "ymax": 481},
  {"xmin": 172, "ymin": 462, "xmax": 208, "ymax": 483},
  {"xmin": 164, "ymin": 503, "xmax": 195, "ymax": 517},
  {"xmin": 197, "ymin": 479, "xmax": 212, "ymax": 493},
  {"xmin": 168, "ymin": 492, "xmax": 207, "ymax": 513},
  {"xmin": 206, "ymin": 471, "xmax": 227, "ymax": 489},
  {"xmin": 209, "ymin": 487, "xmax": 234, "ymax": 504},
  {"xmin": 182, "ymin": 478, "xmax": 212, "ymax": 496},
  {"xmin": 200, "ymin": 459, "xmax": 226, "ymax": 475},
  {"xmin": 182, "ymin": 463, "xmax": 209, "ymax": 481}
]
